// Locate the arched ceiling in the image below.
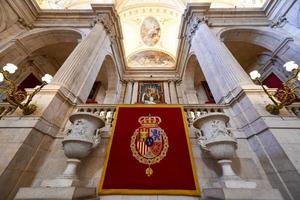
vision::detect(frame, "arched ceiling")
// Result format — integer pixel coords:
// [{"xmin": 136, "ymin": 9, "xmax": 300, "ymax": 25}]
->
[
  {"xmin": 35, "ymin": 0, "xmax": 267, "ymax": 69},
  {"xmin": 35, "ymin": 0, "xmax": 267, "ymax": 11}
]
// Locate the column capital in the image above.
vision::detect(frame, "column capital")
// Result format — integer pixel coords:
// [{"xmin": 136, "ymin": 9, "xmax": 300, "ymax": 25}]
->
[
  {"xmin": 91, "ymin": 4, "xmax": 122, "ymax": 42},
  {"xmin": 187, "ymin": 15, "xmax": 210, "ymax": 42},
  {"xmin": 120, "ymin": 79, "xmax": 127, "ymax": 84},
  {"xmin": 92, "ymin": 14, "xmax": 116, "ymax": 36},
  {"xmin": 176, "ymin": 79, "xmax": 182, "ymax": 85},
  {"xmin": 167, "ymin": 79, "xmax": 182, "ymax": 84},
  {"xmin": 125, "ymin": 79, "xmax": 134, "ymax": 84}
]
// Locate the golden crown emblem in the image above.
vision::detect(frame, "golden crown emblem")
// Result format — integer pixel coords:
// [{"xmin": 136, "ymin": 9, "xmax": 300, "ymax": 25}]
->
[
  {"xmin": 138, "ymin": 115, "xmax": 161, "ymax": 127},
  {"xmin": 131, "ymin": 114, "xmax": 168, "ymax": 177}
]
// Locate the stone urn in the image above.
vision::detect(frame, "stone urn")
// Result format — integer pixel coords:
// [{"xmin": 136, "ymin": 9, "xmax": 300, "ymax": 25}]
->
[
  {"xmin": 42, "ymin": 112, "xmax": 105, "ymax": 187},
  {"xmin": 193, "ymin": 113, "xmax": 237, "ymax": 180},
  {"xmin": 193, "ymin": 113, "xmax": 256, "ymax": 188},
  {"xmin": 63, "ymin": 112, "xmax": 104, "ymax": 159}
]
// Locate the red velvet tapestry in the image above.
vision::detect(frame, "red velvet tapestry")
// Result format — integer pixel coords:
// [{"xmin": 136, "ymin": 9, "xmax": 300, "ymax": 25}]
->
[{"xmin": 98, "ymin": 105, "xmax": 200, "ymax": 196}]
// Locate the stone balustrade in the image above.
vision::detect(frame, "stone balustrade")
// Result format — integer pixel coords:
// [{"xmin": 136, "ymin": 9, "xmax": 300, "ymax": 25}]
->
[
  {"xmin": 75, "ymin": 104, "xmax": 116, "ymax": 127},
  {"xmin": 75, "ymin": 104, "xmax": 228, "ymax": 127},
  {"xmin": 184, "ymin": 104, "xmax": 228, "ymax": 127},
  {"xmin": 0, "ymin": 103, "xmax": 16, "ymax": 119},
  {"xmin": 287, "ymin": 102, "xmax": 300, "ymax": 118},
  {"xmin": 5, "ymin": 102, "xmax": 300, "ymax": 121}
]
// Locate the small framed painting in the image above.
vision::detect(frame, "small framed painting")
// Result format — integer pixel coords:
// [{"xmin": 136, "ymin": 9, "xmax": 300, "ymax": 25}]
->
[{"xmin": 138, "ymin": 82, "xmax": 164, "ymax": 104}]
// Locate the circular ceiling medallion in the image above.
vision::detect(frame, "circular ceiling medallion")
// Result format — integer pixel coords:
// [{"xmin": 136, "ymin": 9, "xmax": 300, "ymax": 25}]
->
[{"xmin": 140, "ymin": 17, "xmax": 161, "ymax": 46}]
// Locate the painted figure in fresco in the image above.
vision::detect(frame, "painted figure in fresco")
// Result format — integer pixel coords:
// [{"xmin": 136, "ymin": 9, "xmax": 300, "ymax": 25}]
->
[
  {"xmin": 141, "ymin": 88, "xmax": 160, "ymax": 104},
  {"xmin": 141, "ymin": 17, "xmax": 161, "ymax": 46}
]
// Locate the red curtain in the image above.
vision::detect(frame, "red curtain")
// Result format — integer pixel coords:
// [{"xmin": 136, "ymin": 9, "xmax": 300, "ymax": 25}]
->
[
  {"xmin": 263, "ymin": 73, "xmax": 283, "ymax": 89},
  {"xmin": 18, "ymin": 73, "xmax": 42, "ymax": 90},
  {"xmin": 201, "ymin": 81, "xmax": 215, "ymax": 104}
]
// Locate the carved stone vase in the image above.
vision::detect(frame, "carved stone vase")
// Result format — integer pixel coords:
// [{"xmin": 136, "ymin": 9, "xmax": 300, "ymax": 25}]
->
[
  {"xmin": 193, "ymin": 113, "xmax": 256, "ymax": 189},
  {"xmin": 42, "ymin": 112, "xmax": 105, "ymax": 187}
]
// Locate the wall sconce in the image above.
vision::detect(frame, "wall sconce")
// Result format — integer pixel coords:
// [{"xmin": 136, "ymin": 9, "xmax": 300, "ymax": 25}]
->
[
  {"xmin": 250, "ymin": 61, "xmax": 300, "ymax": 115},
  {"xmin": 0, "ymin": 63, "xmax": 53, "ymax": 116}
]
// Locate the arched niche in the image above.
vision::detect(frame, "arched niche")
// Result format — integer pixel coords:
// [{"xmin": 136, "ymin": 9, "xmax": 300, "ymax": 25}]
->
[
  {"xmin": 219, "ymin": 27, "xmax": 297, "ymax": 89},
  {"xmin": 0, "ymin": 28, "xmax": 83, "ymax": 89},
  {"xmin": 183, "ymin": 54, "xmax": 215, "ymax": 104},
  {"xmin": 219, "ymin": 28, "xmax": 285, "ymax": 52},
  {"xmin": 87, "ymin": 55, "xmax": 120, "ymax": 104}
]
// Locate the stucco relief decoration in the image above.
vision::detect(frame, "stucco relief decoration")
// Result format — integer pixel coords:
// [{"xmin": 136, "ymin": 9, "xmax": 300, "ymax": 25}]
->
[
  {"xmin": 128, "ymin": 50, "xmax": 175, "ymax": 68},
  {"xmin": 141, "ymin": 17, "xmax": 161, "ymax": 46}
]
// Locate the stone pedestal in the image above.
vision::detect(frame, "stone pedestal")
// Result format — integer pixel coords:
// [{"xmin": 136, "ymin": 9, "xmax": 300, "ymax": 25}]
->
[
  {"xmin": 15, "ymin": 112, "xmax": 105, "ymax": 200},
  {"xmin": 193, "ymin": 112, "xmax": 283, "ymax": 200},
  {"xmin": 15, "ymin": 187, "xmax": 96, "ymax": 200},
  {"xmin": 41, "ymin": 159, "xmax": 81, "ymax": 188}
]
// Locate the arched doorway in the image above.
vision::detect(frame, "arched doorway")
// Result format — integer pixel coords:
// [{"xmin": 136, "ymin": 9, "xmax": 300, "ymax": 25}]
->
[
  {"xmin": 87, "ymin": 55, "xmax": 120, "ymax": 104},
  {"xmin": 183, "ymin": 54, "xmax": 215, "ymax": 104}
]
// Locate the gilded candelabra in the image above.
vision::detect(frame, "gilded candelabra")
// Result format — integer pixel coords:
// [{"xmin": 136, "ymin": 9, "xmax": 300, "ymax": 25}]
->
[
  {"xmin": 250, "ymin": 61, "xmax": 300, "ymax": 115},
  {"xmin": 0, "ymin": 63, "xmax": 53, "ymax": 116}
]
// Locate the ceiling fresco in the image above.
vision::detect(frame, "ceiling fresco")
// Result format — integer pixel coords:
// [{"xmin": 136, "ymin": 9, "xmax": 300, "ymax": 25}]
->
[
  {"xmin": 34, "ymin": 0, "xmax": 267, "ymax": 68},
  {"xmin": 140, "ymin": 17, "xmax": 161, "ymax": 47},
  {"xmin": 128, "ymin": 50, "xmax": 175, "ymax": 68}
]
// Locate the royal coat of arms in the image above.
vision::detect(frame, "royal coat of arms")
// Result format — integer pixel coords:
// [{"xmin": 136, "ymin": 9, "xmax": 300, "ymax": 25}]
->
[{"xmin": 130, "ymin": 115, "xmax": 169, "ymax": 177}]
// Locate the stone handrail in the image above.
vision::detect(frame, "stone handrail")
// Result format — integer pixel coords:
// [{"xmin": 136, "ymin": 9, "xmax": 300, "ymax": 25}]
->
[
  {"xmin": 287, "ymin": 102, "xmax": 300, "ymax": 118},
  {"xmin": 0, "ymin": 103, "xmax": 16, "ymax": 119},
  {"xmin": 75, "ymin": 104, "xmax": 116, "ymax": 127},
  {"xmin": 184, "ymin": 104, "xmax": 228, "ymax": 126},
  {"xmin": 75, "ymin": 104, "xmax": 229, "ymax": 127}
]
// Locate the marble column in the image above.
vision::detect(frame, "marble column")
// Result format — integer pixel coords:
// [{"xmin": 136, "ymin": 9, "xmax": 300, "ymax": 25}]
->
[
  {"xmin": 176, "ymin": 81, "xmax": 187, "ymax": 104},
  {"xmin": 51, "ymin": 22, "xmax": 109, "ymax": 102},
  {"xmin": 131, "ymin": 81, "xmax": 139, "ymax": 104},
  {"xmin": 118, "ymin": 81, "xmax": 127, "ymax": 104},
  {"xmin": 189, "ymin": 15, "xmax": 300, "ymax": 200},
  {"xmin": 124, "ymin": 81, "xmax": 133, "ymax": 104},
  {"xmin": 185, "ymin": 90, "xmax": 199, "ymax": 104},
  {"xmin": 163, "ymin": 82, "xmax": 171, "ymax": 104},
  {"xmin": 197, "ymin": 84, "xmax": 208, "ymax": 104},
  {"xmin": 169, "ymin": 80, "xmax": 178, "ymax": 104},
  {"xmin": 95, "ymin": 86, "xmax": 106, "ymax": 104},
  {"xmin": 103, "ymin": 91, "xmax": 117, "ymax": 104},
  {"xmin": 191, "ymin": 20, "xmax": 255, "ymax": 103}
]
